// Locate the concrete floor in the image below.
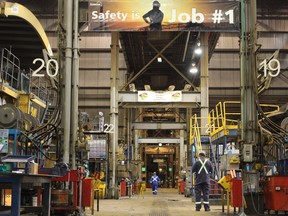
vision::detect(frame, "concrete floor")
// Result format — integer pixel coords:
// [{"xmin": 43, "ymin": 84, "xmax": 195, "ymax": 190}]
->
[{"xmin": 86, "ymin": 188, "xmax": 228, "ymax": 216}]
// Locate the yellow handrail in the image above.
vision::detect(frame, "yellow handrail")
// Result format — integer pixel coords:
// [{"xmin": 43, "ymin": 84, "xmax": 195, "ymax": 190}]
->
[
  {"xmin": 190, "ymin": 114, "xmax": 202, "ymax": 154},
  {"xmin": 260, "ymin": 104, "xmax": 280, "ymax": 115},
  {"xmin": 209, "ymin": 101, "xmax": 280, "ymax": 137}
]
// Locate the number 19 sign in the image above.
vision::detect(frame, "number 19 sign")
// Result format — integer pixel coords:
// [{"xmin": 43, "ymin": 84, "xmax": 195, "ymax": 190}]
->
[{"xmin": 259, "ymin": 59, "xmax": 281, "ymax": 78}]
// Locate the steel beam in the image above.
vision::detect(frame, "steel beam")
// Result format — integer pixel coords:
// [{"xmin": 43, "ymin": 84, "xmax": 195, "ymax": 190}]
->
[
  {"xmin": 120, "ymin": 102, "xmax": 200, "ymax": 108},
  {"xmin": 138, "ymin": 138, "xmax": 181, "ymax": 144},
  {"xmin": 132, "ymin": 122, "xmax": 186, "ymax": 130},
  {"xmin": 119, "ymin": 92, "xmax": 201, "ymax": 103}
]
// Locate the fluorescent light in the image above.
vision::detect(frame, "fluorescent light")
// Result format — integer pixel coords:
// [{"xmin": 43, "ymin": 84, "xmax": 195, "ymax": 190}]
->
[
  {"xmin": 194, "ymin": 40, "xmax": 202, "ymax": 55},
  {"xmin": 190, "ymin": 67, "xmax": 198, "ymax": 74},
  {"xmin": 157, "ymin": 57, "xmax": 162, "ymax": 62},
  {"xmin": 194, "ymin": 47, "xmax": 202, "ymax": 55}
]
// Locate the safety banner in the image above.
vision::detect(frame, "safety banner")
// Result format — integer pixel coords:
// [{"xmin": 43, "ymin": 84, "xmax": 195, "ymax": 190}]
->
[
  {"xmin": 138, "ymin": 91, "xmax": 182, "ymax": 102},
  {"xmin": 88, "ymin": 0, "xmax": 240, "ymax": 32}
]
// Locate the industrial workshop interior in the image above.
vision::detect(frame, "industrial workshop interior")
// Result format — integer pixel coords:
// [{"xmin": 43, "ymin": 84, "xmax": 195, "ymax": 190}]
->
[{"xmin": 0, "ymin": 0, "xmax": 288, "ymax": 216}]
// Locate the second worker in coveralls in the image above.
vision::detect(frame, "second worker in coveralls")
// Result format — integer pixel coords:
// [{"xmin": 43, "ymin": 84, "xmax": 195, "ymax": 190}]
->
[
  {"xmin": 192, "ymin": 151, "xmax": 213, "ymax": 211},
  {"xmin": 150, "ymin": 172, "xmax": 160, "ymax": 195}
]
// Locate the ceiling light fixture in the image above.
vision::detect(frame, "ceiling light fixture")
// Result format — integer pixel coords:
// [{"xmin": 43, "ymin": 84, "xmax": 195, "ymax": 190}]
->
[
  {"xmin": 168, "ymin": 85, "xmax": 175, "ymax": 91},
  {"xmin": 129, "ymin": 83, "xmax": 136, "ymax": 92},
  {"xmin": 157, "ymin": 57, "xmax": 162, "ymax": 62},
  {"xmin": 158, "ymin": 143, "xmax": 162, "ymax": 147},
  {"xmin": 194, "ymin": 40, "xmax": 202, "ymax": 55},
  {"xmin": 144, "ymin": 85, "xmax": 151, "ymax": 91},
  {"xmin": 190, "ymin": 63, "xmax": 198, "ymax": 74},
  {"xmin": 183, "ymin": 84, "xmax": 191, "ymax": 91}
]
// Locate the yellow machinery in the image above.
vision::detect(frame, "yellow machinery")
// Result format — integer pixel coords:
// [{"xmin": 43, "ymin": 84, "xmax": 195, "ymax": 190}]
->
[
  {"xmin": 218, "ymin": 175, "xmax": 232, "ymax": 215},
  {"xmin": 93, "ymin": 171, "xmax": 106, "ymax": 199}
]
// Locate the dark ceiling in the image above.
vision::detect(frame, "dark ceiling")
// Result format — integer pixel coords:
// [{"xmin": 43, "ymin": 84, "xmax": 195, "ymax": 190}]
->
[
  {"xmin": 0, "ymin": 16, "xmax": 45, "ymax": 71},
  {"xmin": 120, "ymin": 31, "xmax": 220, "ymax": 91},
  {"xmin": 0, "ymin": 0, "xmax": 58, "ymax": 71}
]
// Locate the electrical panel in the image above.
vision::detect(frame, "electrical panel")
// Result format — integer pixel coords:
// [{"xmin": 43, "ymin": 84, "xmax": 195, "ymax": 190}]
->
[
  {"xmin": 242, "ymin": 144, "xmax": 253, "ymax": 162},
  {"xmin": 220, "ymin": 154, "xmax": 240, "ymax": 171}
]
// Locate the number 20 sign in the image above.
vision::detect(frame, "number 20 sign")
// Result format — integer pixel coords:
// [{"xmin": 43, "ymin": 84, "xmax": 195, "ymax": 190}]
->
[{"xmin": 32, "ymin": 58, "xmax": 59, "ymax": 77}]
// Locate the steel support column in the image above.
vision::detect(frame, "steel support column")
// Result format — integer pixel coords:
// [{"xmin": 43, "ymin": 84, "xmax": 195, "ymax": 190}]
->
[
  {"xmin": 127, "ymin": 108, "xmax": 132, "ymax": 171},
  {"xmin": 110, "ymin": 32, "xmax": 119, "ymax": 198},
  {"xmin": 180, "ymin": 130, "xmax": 185, "ymax": 169},
  {"xmin": 63, "ymin": 0, "xmax": 73, "ymax": 164},
  {"xmin": 134, "ymin": 108, "xmax": 142, "ymax": 161},
  {"xmin": 241, "ymin": 0, "xmax": 258, "ymax": 145},
  {"xmin": 187, "ymin": 108, "xmax": 192, "ymax": 166},
  {"xmin": 200, "ymin": 33, "xmax": 209, "ymax": 136},
  {"xmin": 240, "ymin": 1, "xmax": 258, "ymax": 215},
  {"xmin": 71, "ymin": 0, "xmax": 79, "ymax": 170},
  {"xmin": 134, "ymin": 119, "xmax": 141, "ymax": 179}
]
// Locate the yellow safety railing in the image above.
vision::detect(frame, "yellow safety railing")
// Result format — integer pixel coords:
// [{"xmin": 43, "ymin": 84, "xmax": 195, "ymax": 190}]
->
[
  {"xmin": 190, "ymin": 101, "xmax": 280, "ymax": 149},
  {"xmin": 259, "ymin": 103, "xmax": 280, "ymax": 115},
  {"xmin": 190, "ymin": 114, "xmax": 201, "ymax": 152},
  {"xmin": 209, "ymin": 101, "xmax": 280, "ymax": 137},
  {"xmin": 190, "ymin": 114, "xmax": 211, "ymax": 154}
]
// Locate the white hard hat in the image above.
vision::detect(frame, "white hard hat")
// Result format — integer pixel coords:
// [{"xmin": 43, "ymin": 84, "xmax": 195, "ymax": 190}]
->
[
  {"xmin": 153, "ymin": 1, "xmax": 160, "ymax": 7},
  {"xmin": 199, "ymin": 151, "xmax": 206, "ymax": 157}
]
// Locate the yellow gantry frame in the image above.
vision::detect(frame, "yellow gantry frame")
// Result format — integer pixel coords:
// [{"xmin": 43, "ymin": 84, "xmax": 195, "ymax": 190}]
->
[{"xmin": 0, "ymin": 1, "xmax": 53, "ymax": 57}]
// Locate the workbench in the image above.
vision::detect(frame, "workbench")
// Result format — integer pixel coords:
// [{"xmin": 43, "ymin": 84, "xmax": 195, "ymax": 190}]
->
[{"xmin": 0, "ymin": 172, "xmax": 55, "ymax": 216}]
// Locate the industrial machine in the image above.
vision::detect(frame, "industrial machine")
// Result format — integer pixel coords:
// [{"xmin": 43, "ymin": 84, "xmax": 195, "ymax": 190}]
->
[
  {"xmin": 50, "ymin": 168, "xmax": 93, "ymax": 215},
  {"xmin": 264, "ymin": 176, "xmax": 288, "ymax": 213},
  {"xmin": 0, "ymin": 34, "xmax": 62, "ymax": 216}
]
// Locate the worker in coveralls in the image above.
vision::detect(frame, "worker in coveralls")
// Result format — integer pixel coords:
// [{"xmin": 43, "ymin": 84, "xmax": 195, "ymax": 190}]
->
[
  {"xmin": 142, "ymin": 1, "xmax": 164, "ymax": 31},
  {"xmin": 192, "ymin": 151, "xmax": 213, "ymax": 211},
  {"xmin": 150, "ymin": 172, "xmax": 160, "ymax": 195}
]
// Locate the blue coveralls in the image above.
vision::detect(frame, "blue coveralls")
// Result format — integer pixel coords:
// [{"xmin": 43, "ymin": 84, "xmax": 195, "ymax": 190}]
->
[
  {"xmin": 192, "ymin": 157, "xmax": 213, "ymax": 211},
  {"xmin": 150, "ymin": 175, "xmax": 160, "ymax": 195}
]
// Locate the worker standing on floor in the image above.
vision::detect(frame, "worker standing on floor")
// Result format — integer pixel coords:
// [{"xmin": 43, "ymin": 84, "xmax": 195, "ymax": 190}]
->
[
  {"xmin": 150, "ymin": 172, "xmax": 160, "ymax": 195},
  {"xmin": 192, "ymin": 151, "xmax": 213, "ymax": 211}
]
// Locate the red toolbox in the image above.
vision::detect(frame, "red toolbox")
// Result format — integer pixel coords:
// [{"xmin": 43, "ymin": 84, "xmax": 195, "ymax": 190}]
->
[{"xmin": 264, "ymin": 176, "xmax": 288, "ymax": 211}]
